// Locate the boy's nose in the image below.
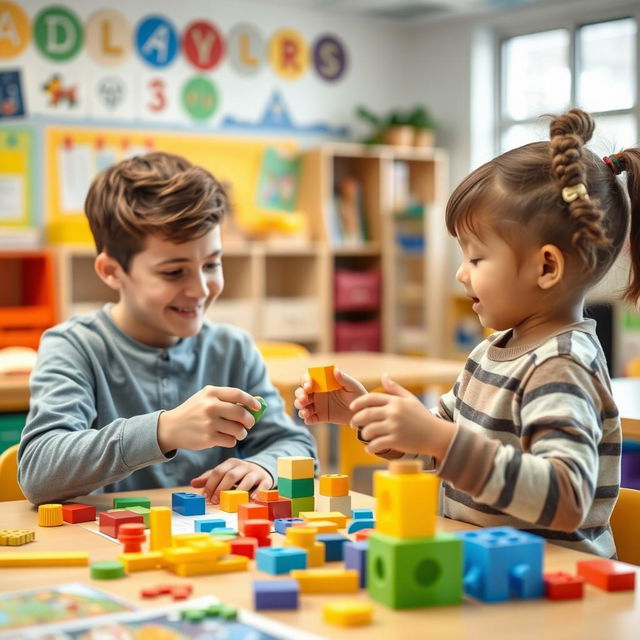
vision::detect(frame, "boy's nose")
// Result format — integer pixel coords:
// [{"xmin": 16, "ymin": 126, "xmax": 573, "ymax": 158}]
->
[
  {"xmin": 455, "ymin": 264, "xmax": 466, "ymax": 283},
  {"xmin": 187, "ymin": 273, "xmax": 210, "ymax": 298}
]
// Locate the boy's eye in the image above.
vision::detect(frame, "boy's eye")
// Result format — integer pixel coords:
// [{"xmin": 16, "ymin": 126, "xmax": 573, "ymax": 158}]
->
[
  {"xmin": 204, "ymin": 262, "xmax": 221, "ymax": 271},
  {"xmin": 161, "ymin": 269, "xmax": 183, "ymax": 278},
  {"xmin": 469, "ymin": 258, "xmax": 480, "ymax": 265}
]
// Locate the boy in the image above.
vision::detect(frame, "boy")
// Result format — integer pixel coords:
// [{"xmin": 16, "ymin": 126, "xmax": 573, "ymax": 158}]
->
[{"xmin": 18, "ymin": 152, "xmax": 316, "ymax": 505}]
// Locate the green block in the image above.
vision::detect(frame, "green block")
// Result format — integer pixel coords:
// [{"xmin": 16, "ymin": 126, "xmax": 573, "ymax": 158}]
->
[
  {"xmin": 367, "ymin": 531, "xmax": 463, "ymax": 609},
  {"xmin": 123, "ymin": 506, "xmax": 150, "ymax": 527},
  {"xmin": 277, "ymin": 476, "xmax": 314, "ymax": 498},
  {"xmin": 243, "ymin": 396, "xmax": 267, "ymax": 423},
  {"xmin": 290, "ymin": 495, "xmax": 315, "ymax": 516},
  {"xmin": 113, "ymin": 496, "xmax": 151, "ymax": 510}
]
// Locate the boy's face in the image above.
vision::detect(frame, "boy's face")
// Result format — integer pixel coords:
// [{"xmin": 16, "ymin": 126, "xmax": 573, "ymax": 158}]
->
[{"xmin": 111, "ymin": 227, "xmax": 224, "ymax": 347}]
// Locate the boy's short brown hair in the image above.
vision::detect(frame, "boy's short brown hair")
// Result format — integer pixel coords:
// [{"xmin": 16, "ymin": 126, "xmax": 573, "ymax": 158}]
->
[{"xmin": 84, "ymin": 152, "xmax": 229, "ymax": 271}]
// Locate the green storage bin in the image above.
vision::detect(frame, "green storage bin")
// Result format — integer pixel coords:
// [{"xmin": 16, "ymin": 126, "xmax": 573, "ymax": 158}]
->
[{"xmin": 0, "ymin": 413, "xmax": 26, "ymax": 454}]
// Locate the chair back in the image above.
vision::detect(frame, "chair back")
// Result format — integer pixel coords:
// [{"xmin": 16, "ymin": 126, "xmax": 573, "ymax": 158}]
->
[
  {"xmin": 611, "ymin": 487, "xmax": 640, "ymax": 565},
  {"xmin": 0, "ymin": 444, "xmax": 26, "ymax": 501},
  {"xmin": 256, "ymin": 341, "xmax": 310, "ymax": 358}
]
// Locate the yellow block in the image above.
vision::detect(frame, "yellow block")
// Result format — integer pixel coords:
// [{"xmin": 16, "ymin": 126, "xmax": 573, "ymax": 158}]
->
[
  {"xmin": 149, "ymin": 507, "xmax": 172, "ymax": 552},
  {"xmin": 163, "ymin": 542, "xmax": 230, "ymax": 564},
  {"xmin": 374, "ymin": 469, "xmax": 438, "ymax": 538},
  {"xmin": 0, "ymin": 552, "xmax": 89, "ymax": 567},
  {"xmin": 219, "ymin": 490, "xmax": 249, "ymax": 513},
  {"xmin": 167, "ymin": 554, "xmax": 249, "ymax": 577},
  {"xmin": 283, "ymin": 539, "xmax": 325, "ymax": 567},
  {"xmin": 323, "ymin": 600, "xmax": 373, "ymax": 627},
  {"xmin": 291, "ymin": 568, "xmax": 359, "ymax": 593},
  {"xmin": 301, "ymin": 520, "xmax": 339, "ymax": 533},
  {"xmin": 118, "ymin": 551, "xmax": 166, "ymax": 572},
  {"xmin": 38, "ymin": 504, "xmax": 63, "ymax": 527},
  {"xmin": 0, "ymin": 529, "xmax": 35, "ymax": 546},
  {"xmin": 299, "ymin": 512, "xmax": 347, "ymax": 529},
  {"xmin": 171, "ymin": 533, "xmax": 211, "ymax": 547},
  {"xmin": 319, "ymin": 474, "xmax": 349, "ymax": 497},
  {"xmin": 285, "ymin": 526, "xmax": 317, "ymax": 547},
  {"xmin": 277, "ymin": 456, "xmax": 315, "ymax": 480},
  {"xmin": 309, "ymin": 366, "xmax": 341, "ymax": 393}
]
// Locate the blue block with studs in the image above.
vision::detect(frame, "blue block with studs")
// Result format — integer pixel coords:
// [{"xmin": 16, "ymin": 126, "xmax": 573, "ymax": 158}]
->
[
  {"xmin": 256, "ymin": 546, "xmax": 308, "ymax": 575},
  {"xmin": 171, "ymin": 491, "xmax": 205, "ymax": 516}
]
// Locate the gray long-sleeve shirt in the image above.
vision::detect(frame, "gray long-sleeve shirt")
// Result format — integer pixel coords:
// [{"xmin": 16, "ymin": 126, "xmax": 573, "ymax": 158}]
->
[{"xmin": 18, "ymin": 305, "xmax": 317, "ymax": 505}]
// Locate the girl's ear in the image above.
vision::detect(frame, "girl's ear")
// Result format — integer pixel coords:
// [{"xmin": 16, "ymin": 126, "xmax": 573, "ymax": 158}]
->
[
  {"xmin": 537, "ymin": 244, "xmax": 564, "ymax": 290},
  {"xmin": 95, "ymin": 252, "xmax": 124, "ymax": 291}
]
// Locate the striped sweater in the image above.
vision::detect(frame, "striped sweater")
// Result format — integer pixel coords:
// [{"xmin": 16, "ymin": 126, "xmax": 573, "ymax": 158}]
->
[{"xmin": 432, "ymin": 319, "xmax": 620, "ymax": 558}]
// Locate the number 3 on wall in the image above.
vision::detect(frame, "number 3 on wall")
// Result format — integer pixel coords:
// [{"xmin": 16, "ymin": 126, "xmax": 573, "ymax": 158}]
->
[{"xmin": 147, "ymin": 78, "xmax": 166, "ymax": 112}]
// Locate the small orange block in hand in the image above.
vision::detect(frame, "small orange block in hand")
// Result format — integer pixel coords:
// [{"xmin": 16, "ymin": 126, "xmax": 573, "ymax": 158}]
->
[{"xmin": 309, "ymin": 366, "xmax": 341, "ymax": 393}]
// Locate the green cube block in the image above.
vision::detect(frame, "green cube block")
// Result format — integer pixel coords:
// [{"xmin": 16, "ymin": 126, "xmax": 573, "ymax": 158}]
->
[
  {"xmin": 290, "ymin": 495, "xmax": 315, "ymax": 516},
  {"xmin": 113, "ymin": 497, "xmax": 151, "ymax": 510},
  {"xmin": 277, "ymin": 476, "xmax": 314, "ymax": 499},
  {"xmin": 367, "ymin": 531, "xmax": 463, "ymax": 609}
]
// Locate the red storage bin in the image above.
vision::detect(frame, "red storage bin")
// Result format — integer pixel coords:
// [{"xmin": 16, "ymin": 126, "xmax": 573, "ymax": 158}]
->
[
  {"xmin": 334, "ymin": 320, "xmax": 381, "ymax": 352},
  {"xmin": 334, "ymin": 269, "xmax": 381, "ymax": 311}
]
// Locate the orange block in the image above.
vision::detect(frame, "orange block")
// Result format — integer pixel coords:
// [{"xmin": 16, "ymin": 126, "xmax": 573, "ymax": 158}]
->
[
  {"xmin": 219, "ymin": 490, "xmax": 249, "ymax": 513},
  {"xmin": 309, "ymin": 365, "xmax": 341, "ymax": 393},
  {"xmin": 256, "ymin": 489, "xmax": 280, "ymax": 502},
  {"xmin": 319, "ymin": 474, "xmax": 349, "ymax": 497}
]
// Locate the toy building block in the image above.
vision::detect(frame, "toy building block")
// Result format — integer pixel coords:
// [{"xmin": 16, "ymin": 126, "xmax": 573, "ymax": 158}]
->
[
  {"xmin": 209, "ymin": 528, "xmax": 238, "ymax": 539},
  {"xmin": 300, "ymin": 511, "xmax": 347, "ymax": 529},
  {"xmin": 168, "ymin": 555, "xmax": 249, "ymax": 577},
  {"xmin": 0, "ymin": 529, "xmax": 35, "ymax": 546},
  {"xmin": 118, "ymin": 523, "xmax": 146, "ymax": 553},
  {"xmin": 0, "ymin": 552, "xmax": 89, "ymax": 567},
  {"xmin": 293, "ymin": 519, "xmax": 339, "ymax": 533},
  {"xmin": 316, "ymin": 494, "xmax": 352, "ymax": 517},
  {"xmin": 544, "ymin": 572, "xmax": 585, "ymax": 600},
  {"xmin": 90, "ymin": 560, "xmax": 125, "ymax": 579},
  {"xmin": 368, "ymin": 532, "xmax": 463, "ymax": 608},
  {"xmin": 576, "ymin": 559, "xmax": 636, "ymax": 592},
  {"xmin": 317, "ymin": 533, "xmax": 350, "ymax": 562},
  {"xmin": 284, "ymin": 526, "xmax": 325, "ymax": 567},
  {"xmin": 230, "ymin": 537, "xmax": 259, "ymax": 559},
  {"xmin": 274, "ymin": 517, "xmax": 304, "ymax": 534},
  {"xmin": 109, "ymin": 506, "xmax": 150, "ymax": 527},
  {"xmin": 219, "ymin": 489, "xmax": 249, "ymax": 513},
  {"xmin": 171, "ymin": 491, "xmax": 206, "ymax": 516},
  {"xmin": 254, "ymin": 579, "xmax": 300, "ymax": 610},
  {"xmin": 291, "ymin": 568, "xmax": 359, "ymax": 593},
  {"xmin": 254, "ymin": 496, "xmax": 292, "ymax": 520},
  {"xmin": 172, "ymin": 532, "xmax": 213, "ymax": 546},
  {"xmin": 113, "ymin": 496, "xmax": 151, "ymax": 510},
  {"xmin": 238, "ymin": 503, "xmax": 269, "ymax": 532},
  {"xmin": 347, "ymin": 518, "xmax": 376, "ymax": 535},
  {"xmin": 149, "ymin": 507, "xmax": 172, "ymax": 551},
  {"xmin": 455, "ymin": 527, "xmax": 544, "ymax": 602},
  {"xmin": 118, "ymin": 551, "xmax": 166, "ymax": 572},
  {"xmin": 256, "ymin": 547, "xmax": 308, "ymax": 574},
  {"xmin": 308, "ymin": 365, "xmax": 341, "ymax": 393},
  {"xmin": 243, "ymin": 396, "xmax": 267, "ymax": 422},
  {"xmin": 277, "ymin": 456, "xmax": 315, "ymax": 480},
  {"xmin": 99, "ymin": 511, "xmax": 144, "ymax": 539},
  {"xmin": 242, "ymin": 520, "xmax": 272, "ymax": 547},
  {"xmin": 278, "ymin": 476, "xmax": 314, "ymax": 499},
  {"xmin": 195, "ymin": 517, "xmax": 227, "ymax": 533},
  {"xmin": 170, "ymin": 585, "xmax": 193, "ymax": 600},
  {"xmin": 166, "ymin": 538, "xmax": 230, "ymax": 559},
  {"xmin": 319, "ymin": 474, "xmax": 349, "ymax": 497},
  {"xmin": 38, "ymin": 504, "xmax": 63, "ymax": 527},
  {"xmin": 352, "ymin": 508, "xmax": 374, "ymax": 520},
  {"xmin": 323, "ymin": 600, "xmax": 373, "ymax": 627},
  {"xmin": 62, "ymin": 503, "xmax": 96, "ymax": 524},
  {"xmin": 354, "ymin": 528, "xmax": 375, "ymax": 541},
  {"xmin": 344, "ymin": 540, "xmax": 368, "ymax": 588},
  {"xmin": 257, "ymin": 489, "xmax": 280, "ymax": 502},
  {"xmin": 290, "ymin": 496, "xmax": 315, "ymax": 517}
]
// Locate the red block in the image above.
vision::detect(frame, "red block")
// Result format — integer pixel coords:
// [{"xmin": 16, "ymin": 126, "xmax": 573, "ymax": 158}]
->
[
  {"xmin": 62, "ymin": 503, "xmax": 97, "ymax": 524},
  {"xmin": 98, "ymin": 510, "xmax": 144, "ymax": 538},
  {"xmin": 255, "ymin": 497, "xmax": 291, "ymax": 520},
  {"xmin": 243, "ymin": 519, "xmax": 271, "ymax": 539},
  {"xmin": 354, "ymin": 528, "xmax": 374, "ymax": 541},
  {"xmin": 230, "ymin": 536, "xmax": 259, "ymax": 559},
  {"xmin": 544, "ymin": 572, "xmax": 585, "ymax": 600},
  {"xmin": 118, "ymin": 523, "xmax": 146, "ymax": 553},
  {"xmin": 238, "ymin": 503, "xmax": 269, "ymax": 533},
  {"xmin": 576, "ymin": 559, "xmax": 636, "ymax": 592}
]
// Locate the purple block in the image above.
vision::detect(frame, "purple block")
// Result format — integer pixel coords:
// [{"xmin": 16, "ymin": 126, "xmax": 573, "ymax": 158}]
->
[
  {"xmin": 254, "ymin": 579, "xmax": 300, "ymax": 610},
  {"xmin": 344, "ymin": 540, "xmax": 368, "ymax": 588}
]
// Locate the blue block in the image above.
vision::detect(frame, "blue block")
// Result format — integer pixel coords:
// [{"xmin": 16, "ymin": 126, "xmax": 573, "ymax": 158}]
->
[
  {"xmin": 344, "ymin": 540, "xmax": 368, "ymax": 588},
  {"xmin": 194, "ymin": 518, "xmax": 226, "ymax": 532},
  {"xmin": 454, "ymin": 526, "xmax": 544, "ymax": 602},
  {"xmin": 256, "ymin": 547, "xmax": 308, "ymax": 575},
  {"xmin": 210, "ymin": 527, "xmax": 238, "ymax": 536},
  {"xmin": 254, "ymin": 579, "xmax": 299, "ymax": 610},
  {"xmin": 347, "ymin": 518, "xmax": 376, "ymax": 534},
  {"xmin": 352, "ymin": 508, "xmax": 374, "ymax": 520},
  {"xmin": 274, "ymin": 517, "xmax": 304, "ymax": 535},
  {"xmin": 316, "ymin": 533, "xmax": 349, "ymax": 562},
  {"xmin": 171, "ymin": 491, "xmax": 206, "ymax": 516}
]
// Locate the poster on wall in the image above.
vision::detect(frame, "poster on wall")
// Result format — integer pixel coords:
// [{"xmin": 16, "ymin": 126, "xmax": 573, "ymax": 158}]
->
[
  {"xmin": 28, "ymin": 63, "xmax": 87, "ymax": 118},
  {"xmin": 88, "ymin": 72, "xmax": 135, "ymax": 120},
  {"xmin": 0, "ymin": 69, "xmax": 25, "ymax": 117}
]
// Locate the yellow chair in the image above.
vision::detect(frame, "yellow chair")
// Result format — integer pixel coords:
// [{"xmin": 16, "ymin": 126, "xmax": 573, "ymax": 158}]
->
[
  {"xmin": 0, "ymin": 444, "xmax": 26, "ymax": 502},
  {"xmin": 256, "ymin": 341, "xmax": 310, "ymax": 358},
  {"xmin": 625, "ymin": 357, "xmax": 640, "ymax": 377},
  {"xmin": 337, "ymin": 423, "xmax": 385, "ymax": 478},
  {"xmin": 611, "ymin": 487, "xmax": 640, "ymax": 565}
]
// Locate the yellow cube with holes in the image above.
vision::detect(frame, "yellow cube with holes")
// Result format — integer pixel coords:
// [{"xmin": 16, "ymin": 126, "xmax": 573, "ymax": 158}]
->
[
  {"xmin": 277, "ymin": 456, "xmax": 315, "ymax": 480},
  {"xmin": 374, "ymin": 469, "xmax": 438, "ymax": 538},
  {"xmin": 309, "ymin": 365, "xmax": 341, "ymax": 393},
  {"xmin": 319, "ymin": 474, "xmax": 349, "ymax": 497},
  {"xmin": 219, "ymin": 489, "xmax": 249, "ymax": 513}
]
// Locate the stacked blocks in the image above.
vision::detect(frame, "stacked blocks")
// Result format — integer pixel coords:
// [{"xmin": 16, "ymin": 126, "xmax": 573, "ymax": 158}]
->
[
  {"xmin": 99, "ymin": 511, "xmax": 144, "ymax": 538},
  {"xmin": 254, "ymin": 489, "xmax": 292, "ymax": 521},
  {"xmin": 283, "ymin": 525, "xmax": 325, "ymax": 566},
  {"xmin": 367, "ymin": 460, "xmax": 463, "ymax": 609},
  {"xmin": 300, "ymin": 511, "xmax": 347, "ymax": 529},
  {"xmin": 163, "ymin": 538, "xmax": 248, "ymax": 576},
  {"xmin": 455, "ymin": 527, "xmax": 544, "ymax": 602},
  {"xmin": 230, "ymin": 537, "xmax": 259, "ymax": 559},
  {"xmin": 317, "ymin": 474, "xmax": 351, "ymax": 516},
  {"xmin": 62, "ymin": 504, "xmax": 96, "ymax": 524},
  {"xmin": 576, "ymin": 559, "xmax": 636, "ymax": 592},
  {"xmin": 243, "ymin": 519, "xmax": 272, "ymax": 547},
  {"xmin": 347, "ymin": 508, "xmax": 375, "ymax": 534},
  {"xmin": 219, "ymin": 490, "xmax": 249, "ymax": 513},
  {"xmin": 254, "ymin": 579, "xmax": 300, "ymax": 610},
  {"xmin": 238, "ymin": 503, "xmax": 269, "ymax": 535},
  {"xmin": 256, "ymin": 547, "xmax": 308, "ymax": 574},
  {"xmin": 118, "ymin": 523, "xmax": 146, "ymax": 553},
  {"xmin": 309, "ymin": 365, "xmax": 341, "ymax": 392},
  {"xmin": 277, "ymin": 456, "xmax": 315, "ymax": 516},
  {"xmin": 109, "ymin": 506, "xmax": 150, "ymax": 527},
  {"xmin": 171, "ymin": 492, "xmax": 205, "ymax": 516}
]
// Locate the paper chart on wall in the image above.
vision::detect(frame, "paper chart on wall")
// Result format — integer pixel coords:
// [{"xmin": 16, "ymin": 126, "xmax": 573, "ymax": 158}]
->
[
  {"xmin": 0, "ymin": 175, "xmax": 24, "ymax": 221},
  {"xmin": 58, "ymin": 143, "xmax": 94, "ymax": 213}
]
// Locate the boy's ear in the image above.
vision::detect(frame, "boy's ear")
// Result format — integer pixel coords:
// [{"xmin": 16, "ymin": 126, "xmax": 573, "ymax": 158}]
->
[
  {"xmin": 95, "ymin": 252, "xmax": 125, "ymax": 290},
  {"xmin": 536, "ymin": 244, "xmax": 564, "ymax": 290}
]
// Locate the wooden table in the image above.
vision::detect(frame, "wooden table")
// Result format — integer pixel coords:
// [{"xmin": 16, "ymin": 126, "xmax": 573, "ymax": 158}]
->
[
  {"xmin": 0, "ymin": 374, "xmax": 30, "ymax": 412},
  {"xmin": 0, "ymin": 487, "xmax": 638, "ymax": 639}
]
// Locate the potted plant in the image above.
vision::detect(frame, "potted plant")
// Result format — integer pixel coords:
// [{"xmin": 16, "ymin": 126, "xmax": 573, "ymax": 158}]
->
[
  {"xmin": 407, "ymin": 106, "xmax": 435, "ymax": 148},
  {"xmin": 383, "ymin": 110, "xmax": 414, "ymax": 147}
]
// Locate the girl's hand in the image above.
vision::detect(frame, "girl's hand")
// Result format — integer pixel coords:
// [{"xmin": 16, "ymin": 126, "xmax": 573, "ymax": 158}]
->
[
  {"xmin": 294, "ymin": 367, "xmax": 367, "ymax": 426},
  {"xmin": 190, "ymin": 459, "xmax": 273, "ymax": 504}
]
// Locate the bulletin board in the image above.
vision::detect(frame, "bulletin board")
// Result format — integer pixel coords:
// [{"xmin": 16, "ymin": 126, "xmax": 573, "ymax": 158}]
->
[
  {"xmin": 44, "ymin": 126, "xmax": 299, "ymax": 244},
  {"xmin": 0, "ymin": 127, "xmax": 34, "ymax": 227}
]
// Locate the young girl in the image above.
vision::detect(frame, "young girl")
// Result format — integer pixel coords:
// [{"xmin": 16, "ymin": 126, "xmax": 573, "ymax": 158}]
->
[{"xmin": 295, "ymin": 108, "xmax": 640, "ymax": 557}]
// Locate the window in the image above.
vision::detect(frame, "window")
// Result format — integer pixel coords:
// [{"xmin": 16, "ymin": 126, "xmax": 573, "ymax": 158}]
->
[{"xmin": 499, "ymin": 17, "xmax": 637, "ymax": 156}]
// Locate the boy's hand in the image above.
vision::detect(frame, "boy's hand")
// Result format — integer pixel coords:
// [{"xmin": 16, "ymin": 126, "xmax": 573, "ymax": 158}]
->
[
  {"xmin": 350, "ymin": 374, "xmax": 456, "ymax": 459},
  {"xmin": 294, "ymin": 367, "xmax": 367, "ymax": 426},
  {"xmin": 190, "ymin": 459, "xmax": 272, "ymax": 504},
  {"xmin": 157, "ymin": 386, "xmax": 262, "ymax": 454}
]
